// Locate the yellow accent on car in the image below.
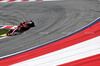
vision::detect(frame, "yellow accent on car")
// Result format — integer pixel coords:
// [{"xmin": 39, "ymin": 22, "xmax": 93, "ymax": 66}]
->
[{"xmin": 0, "ymin": 34, "xmax": 7, "ymax": 36}]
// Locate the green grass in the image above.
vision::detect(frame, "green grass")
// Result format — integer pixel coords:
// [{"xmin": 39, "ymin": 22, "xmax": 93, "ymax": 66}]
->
[{"xmin": 0, "ymin": 29, "xmax": 8, "ymax": 35}]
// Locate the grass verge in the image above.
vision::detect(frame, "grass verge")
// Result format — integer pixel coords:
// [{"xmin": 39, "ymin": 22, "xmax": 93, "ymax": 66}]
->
[{"xmin": 0, "ymin": 29, "xmax": 8, "ymax": 35}]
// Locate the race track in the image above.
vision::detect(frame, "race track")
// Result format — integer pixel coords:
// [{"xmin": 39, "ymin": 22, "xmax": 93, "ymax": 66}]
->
[{"xmin": 0, "ymin": 0, "xmax": 100, "ymax": 58}]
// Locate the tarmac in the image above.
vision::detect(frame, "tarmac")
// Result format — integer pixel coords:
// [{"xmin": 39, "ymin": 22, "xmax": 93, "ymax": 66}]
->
[{"xmin": 0, "ymin": 0, "xmax": 100, "ymax": 58}]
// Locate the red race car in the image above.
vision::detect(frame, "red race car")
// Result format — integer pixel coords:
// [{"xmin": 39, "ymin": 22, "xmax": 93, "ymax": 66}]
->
[{"xmin": 7, "ymin": 20, "xmax": 35, "ymax": 36}]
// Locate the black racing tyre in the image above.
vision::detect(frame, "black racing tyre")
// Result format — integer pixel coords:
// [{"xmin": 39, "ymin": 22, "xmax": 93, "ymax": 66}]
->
[
  {"xmin": 31, "ymin": 22, "xmax": 35, "ymax": 27},
  {"xmin": 27, "ymin": 22, "xmax": 35, "ymax": 27},
  {"xmin": 7, "ymin": 29, "xmax": 13, "ymax": 35}
]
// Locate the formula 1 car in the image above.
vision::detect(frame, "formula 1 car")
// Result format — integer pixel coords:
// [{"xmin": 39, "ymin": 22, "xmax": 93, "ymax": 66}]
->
[{"xmin": 7, "ymin": 20, "xmax": 35, "ymax": 36}]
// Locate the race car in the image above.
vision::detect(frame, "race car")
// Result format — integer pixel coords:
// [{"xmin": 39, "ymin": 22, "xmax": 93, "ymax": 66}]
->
[{"xmin": 7, "ymin": 20, "xmax": 35, "ymax": 36}]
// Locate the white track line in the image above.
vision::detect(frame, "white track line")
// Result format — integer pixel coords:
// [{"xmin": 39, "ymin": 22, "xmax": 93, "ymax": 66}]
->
[{"xmin": 0, "ymin": 36, "xmax": 8, "ymax": 40}]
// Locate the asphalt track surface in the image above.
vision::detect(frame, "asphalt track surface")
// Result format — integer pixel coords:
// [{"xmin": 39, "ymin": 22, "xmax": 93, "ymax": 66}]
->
[{"xmin": 0, "ymin": 0, "xmax": 100, "ymax": 58}]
